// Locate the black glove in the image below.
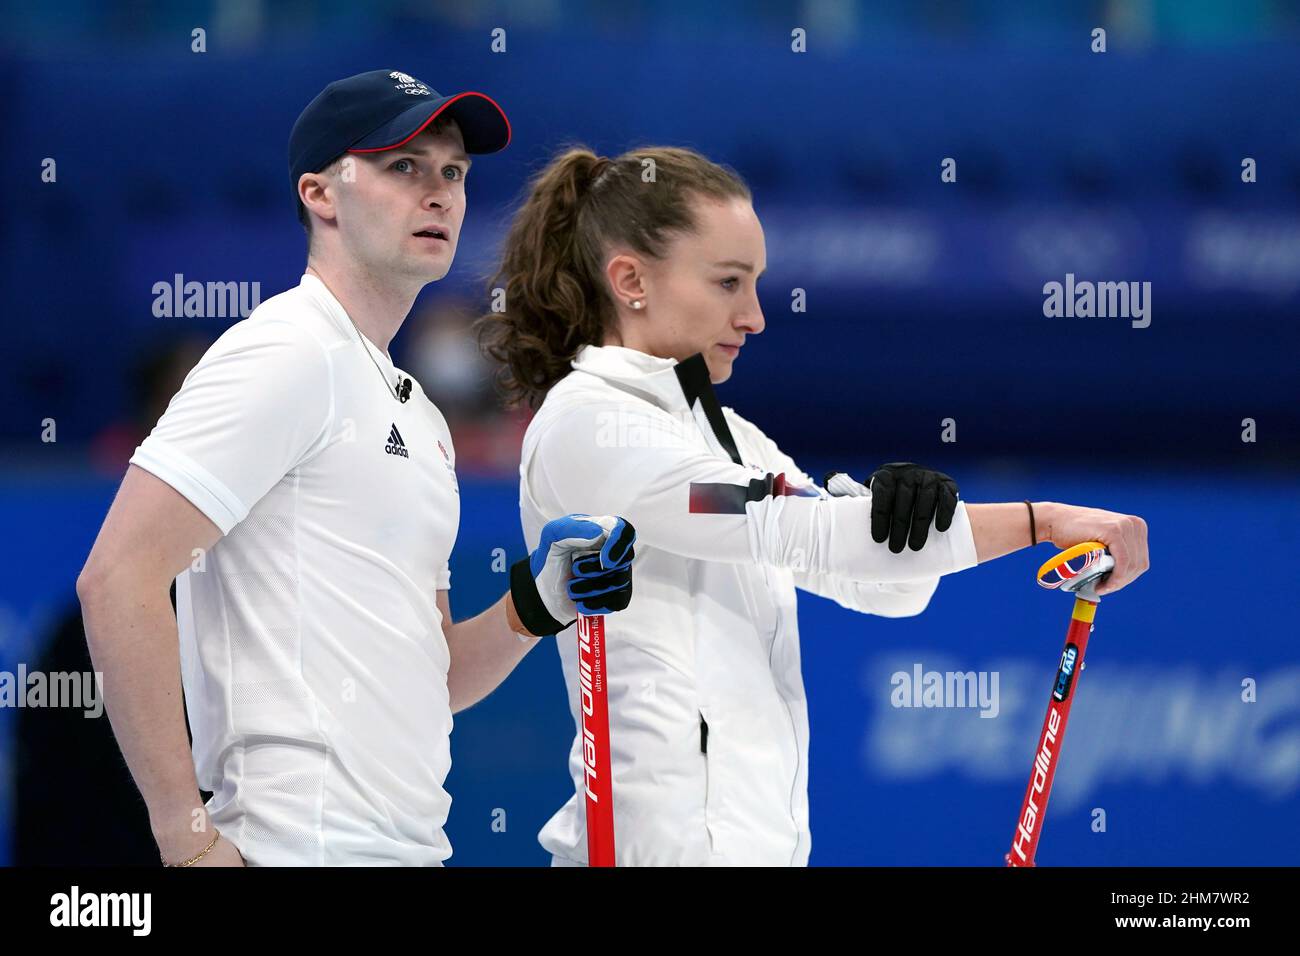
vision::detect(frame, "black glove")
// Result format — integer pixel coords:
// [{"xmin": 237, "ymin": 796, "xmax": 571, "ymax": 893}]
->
[
  {"xmin": 867, "ymin": 462, "xmax": 959, "ymax": 553},
  {"xmin": 826, "ymin": 463, "xmax": 960, "ymax": 554}
]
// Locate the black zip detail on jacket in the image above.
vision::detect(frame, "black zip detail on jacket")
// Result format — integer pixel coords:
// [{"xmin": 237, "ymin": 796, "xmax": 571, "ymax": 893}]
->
[
  {"xmin": 674, "ymin": 353, "xmax": 743, "ymax": 465},
  {"xmin": 700, "ymin": 714, "xmax": 709, "ymax": 754}
]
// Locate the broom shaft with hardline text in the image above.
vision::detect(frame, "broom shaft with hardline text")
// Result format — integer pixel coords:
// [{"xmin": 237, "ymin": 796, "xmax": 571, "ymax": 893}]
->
[
  {"xmin": 1006, "ymin": 542, "xmax": 1114, "ymax": 867},
  {"xmin": 577, "ymin": 612, "xmax": 615, "ymax": 866}
]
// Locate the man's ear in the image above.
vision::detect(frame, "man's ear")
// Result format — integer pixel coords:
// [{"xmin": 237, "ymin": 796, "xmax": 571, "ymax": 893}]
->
[
  {"xmin": 606, "ymin": 253, "xmax": 647, "ymax": 306},
  {"xmin": 298, "ymin": 171, "xmax": 337, "ymax": 226}
]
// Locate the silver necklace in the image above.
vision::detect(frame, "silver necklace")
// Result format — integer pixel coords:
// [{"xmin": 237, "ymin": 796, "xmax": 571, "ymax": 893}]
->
[
  {"xmin": 310, "ymin": 271, "xmax": 411, "ymax": 403},
  {"xmin": 345, "ymin": 312, "xmax": 410, "ymax": 403}
]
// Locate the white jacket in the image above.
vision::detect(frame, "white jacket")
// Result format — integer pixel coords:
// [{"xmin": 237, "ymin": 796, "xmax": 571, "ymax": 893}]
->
[{"xmin": 519, "ymin": 345, "xmax": 979, "ymax": 865}]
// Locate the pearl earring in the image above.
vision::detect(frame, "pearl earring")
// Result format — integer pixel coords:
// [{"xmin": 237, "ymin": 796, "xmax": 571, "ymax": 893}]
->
[{"xmin": 630, "ymin": 299, "xmax": 644, "ymax": 310}]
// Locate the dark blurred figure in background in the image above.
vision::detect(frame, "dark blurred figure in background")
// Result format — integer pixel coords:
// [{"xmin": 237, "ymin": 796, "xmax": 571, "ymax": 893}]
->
[
  {"xmin": 88, "ymin": 336, "xmax": 212, "ymax": 480},
  {"xmin": 406, "ymin": 297, "xmax": 530, "ymax": 477},
  {"xmin": 14, "ymin": 334, "xmax": 211, "ymax": 864}
]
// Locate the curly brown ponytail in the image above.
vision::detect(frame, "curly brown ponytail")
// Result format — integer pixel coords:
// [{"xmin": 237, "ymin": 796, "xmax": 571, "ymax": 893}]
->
[{"xmin": 477, "ymin": 145, "xmax": 750, "ymax": 408}]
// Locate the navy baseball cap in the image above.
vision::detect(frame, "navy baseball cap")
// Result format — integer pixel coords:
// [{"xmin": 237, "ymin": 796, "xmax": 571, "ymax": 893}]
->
[{"xmin": 289, "ymin": 69, "xmax": 510, "ymax": 200}]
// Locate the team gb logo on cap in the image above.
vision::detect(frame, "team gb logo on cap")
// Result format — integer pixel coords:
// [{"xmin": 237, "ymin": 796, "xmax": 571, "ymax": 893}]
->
[{"xmin": 389, "ymin": 71, "xmax": 431, "ymax": 95}]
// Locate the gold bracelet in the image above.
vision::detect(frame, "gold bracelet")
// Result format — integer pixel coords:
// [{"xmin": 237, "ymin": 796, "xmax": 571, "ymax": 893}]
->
[{"xmin": 163, "ymin": 829, "xmax": 221, "ymax": 867}]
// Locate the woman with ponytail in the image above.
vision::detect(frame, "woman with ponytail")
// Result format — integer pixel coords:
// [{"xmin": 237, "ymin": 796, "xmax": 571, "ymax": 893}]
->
[{"xmin": 479, "ymin": 146, "xmax": 1150, "ymax": 866}]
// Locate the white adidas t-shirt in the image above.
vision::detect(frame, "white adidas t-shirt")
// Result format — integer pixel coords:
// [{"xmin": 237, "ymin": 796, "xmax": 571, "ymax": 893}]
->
[{"xmin": 130, "ymin": 273, "xmax": 461, "ymax": 865}]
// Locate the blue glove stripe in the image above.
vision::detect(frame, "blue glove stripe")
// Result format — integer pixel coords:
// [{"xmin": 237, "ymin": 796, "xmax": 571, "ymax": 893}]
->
[
  {"xmin": 572, "ymin": 551, "xmax": 634, "ymax": 578},
  {"xmin": 569, "ymin": 579, "xmax": 632, "ymax": 600}
]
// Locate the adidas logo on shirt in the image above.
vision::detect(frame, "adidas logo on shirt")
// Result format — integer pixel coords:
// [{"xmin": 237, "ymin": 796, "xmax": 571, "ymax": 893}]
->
[{"xmin": 384, "ymin": 424, "xmax": 409, "ymax": 458}]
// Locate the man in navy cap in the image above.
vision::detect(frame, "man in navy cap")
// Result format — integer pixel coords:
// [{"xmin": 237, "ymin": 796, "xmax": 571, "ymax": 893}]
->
[
  {"xmin": 289, "ymin": 69, "xmax": 512, "ymax": 286},
  {"xmin": 77, "ymin": 71, "xmax": 636, "ymax": 867}
]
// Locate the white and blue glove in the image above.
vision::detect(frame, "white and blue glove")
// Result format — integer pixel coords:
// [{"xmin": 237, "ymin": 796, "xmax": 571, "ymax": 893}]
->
[{"xmin": 509, "ymin": 515, "xmax": 636, "ymax": 637}]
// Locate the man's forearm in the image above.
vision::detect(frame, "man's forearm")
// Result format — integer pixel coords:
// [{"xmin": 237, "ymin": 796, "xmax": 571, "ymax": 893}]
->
[
  {"xmin": 78, "ymin": 578, "xmax": 210, "ymax": 859},
  {"xmin": 445, "ymin": 592, "xmax": 543, "ymax": 714},
  {"xmin": 966, "ymin": 501, "xmax": 1055, "ymax": 563}
]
